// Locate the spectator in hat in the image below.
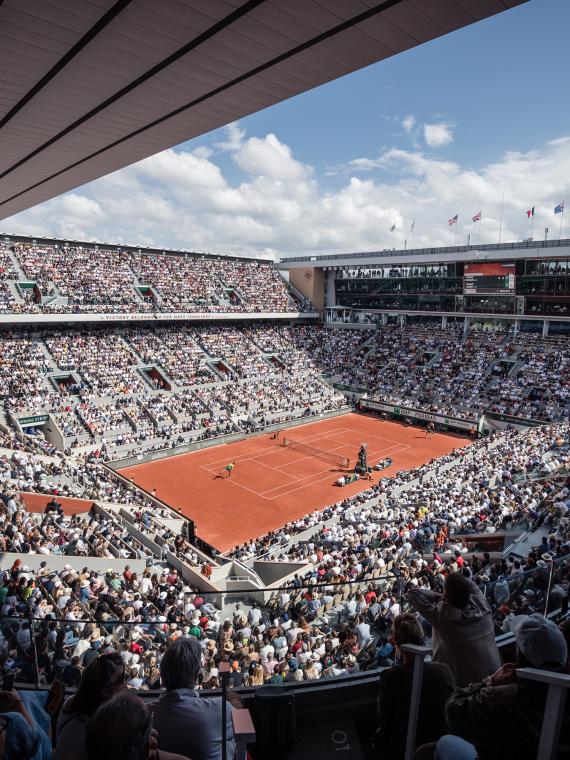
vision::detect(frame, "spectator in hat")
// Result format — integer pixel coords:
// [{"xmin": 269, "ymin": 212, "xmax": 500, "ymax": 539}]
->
[
  {"xmin": 407, "ymin": 572, "xmax": 501, "ymax": 686},
  {"xmin": 373, "ymin": 613, "xmax": 454, "ymax": 759},
  {"xmin": 150, "ymin": 637, "xmax": 235, "ymax": 760},
  {"xmin": 444, "ymin": 613, "xmax": 570, "ymax": 760}
]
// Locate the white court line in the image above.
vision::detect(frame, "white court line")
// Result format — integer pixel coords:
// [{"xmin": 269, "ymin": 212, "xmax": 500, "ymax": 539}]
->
[
  {"xmin": 261, "ymin": 452, "xmax": 406, "ymax": 500},
  {"xmin": 263, "ymin": 468, "xmax": 349, "ymax": 499},
  {"xmin": 200, "ymin": 429, "xmax": 413, "ymax": 502},
  {"xmin": 264, "ymin": 438, "xmax": 359, "ymax": 484},
  {"xmin": 202, "ymin": 446, "xmax": 347, "ymax": 499},
  {"xmin": 273, "ymin": 437, "xmax": 409, "ymax": 472},
  {"xmin": 200, "ymin": 427, "xmax": 354, "ymax": 469},
  {"xmin": 323, "ymin": 439, "xmax": 410, "ymax": 459},
  {"xmin": 201, "ymin": 455, "xmax": 299, "ymax": 484},
  {"xmin": 260, "ymin": 441, "xmax": 410, "ymax": 497},
  {"xmin": 202, "ymin": 439, "xmax": 410, "ymax": 493},
  {"xmin": 208, "ymin": 473, "xmax": 273, "ymax": 501},
  {"xmin": 272, "ymin": 442, "xmax": 353, "ymax": 470}
]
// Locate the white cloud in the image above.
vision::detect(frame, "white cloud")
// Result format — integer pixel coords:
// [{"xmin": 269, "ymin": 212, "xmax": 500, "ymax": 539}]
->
[
  {"xmin": 191, "ymin": 146, "xmax": 213, "ymax": 159},
  {"xmin": 423, "ymin": 122, "xmax": 454, "ymax": 148},
  {"xmin": 402, "ymin": 115, "xmax": 416, "ymax": 133},
  {"xmin": 214, "ymin": 122, "xmax": 245, "ymax": 152},
  {"xmin": 232, "ymin": 133, "xmax": 312, "ymax": 182},
  {"xmin": 3, "ymin": 123, "xmax": 570, "ymax": 257}
]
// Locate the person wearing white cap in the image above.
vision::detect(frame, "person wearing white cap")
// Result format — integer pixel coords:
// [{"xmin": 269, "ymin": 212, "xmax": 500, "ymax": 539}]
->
[{"xmin": 443, "ymin": 613, "xmax": 569, "ymax": 760}]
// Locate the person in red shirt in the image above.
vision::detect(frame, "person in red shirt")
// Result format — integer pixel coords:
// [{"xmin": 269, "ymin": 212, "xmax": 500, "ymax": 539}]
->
[
  {"xmin": 201, "ymin": 562, "xmax": 212, "ymax": 580},
  {"xmin": 365, "ymin": 585, "xmax": 377, "ymax": 605},
  {"xmin": 291, "ymin": 633, "xmax": 304, "ymax": 655}
]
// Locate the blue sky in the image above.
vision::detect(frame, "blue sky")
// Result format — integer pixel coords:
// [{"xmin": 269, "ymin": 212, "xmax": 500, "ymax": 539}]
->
[
  {"xmin": 6, "ymin": 0, "xmax": 570, "ymax": 257},
  {"xmin": 192, "ymin": 0, "xmax": 565, "ymax": 185}
]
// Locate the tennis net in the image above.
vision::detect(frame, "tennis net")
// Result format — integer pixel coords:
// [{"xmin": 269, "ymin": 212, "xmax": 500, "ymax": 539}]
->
[{"xmin": 281, "ymin": 437, "xmax": 349, "ymax": 468}]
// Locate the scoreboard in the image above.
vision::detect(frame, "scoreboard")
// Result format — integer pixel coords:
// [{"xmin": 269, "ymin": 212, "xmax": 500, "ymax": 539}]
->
[{"xmin": 464, "ymin": 262, "xmax": 515, "ymax": 294}]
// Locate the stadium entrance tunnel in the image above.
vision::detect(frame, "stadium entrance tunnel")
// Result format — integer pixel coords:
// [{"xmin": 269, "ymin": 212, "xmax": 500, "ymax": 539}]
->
[
  {"xmin": 211, "ymin": 359, "xmax": 232, "ymax": 377},
  {"xmin": 136, "ymin": 285, "xmax": 158, "ymax": 304},
  {"xmin": 266, "ymin": 354, "xmax": 286, "ymax": 370},
  {"xmin": 141, "ymin": 365, "xmax": 171, "ymax": 391},
  {"xmin": 51, "ymin": 373, "xmax": 79, "ymax": 393}
]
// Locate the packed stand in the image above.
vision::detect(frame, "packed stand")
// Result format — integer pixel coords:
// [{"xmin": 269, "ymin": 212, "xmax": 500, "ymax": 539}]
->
[
  {"xmin": 338, "ymin": 323, "xmax": 570, "ymax": 422},
  {"xmin": 0, "ymin": 242, "xmax": 301, "ymax": 314},
  {"xmin": 124, "ymin": 327, "xmax": 216, "ymax": 387}
]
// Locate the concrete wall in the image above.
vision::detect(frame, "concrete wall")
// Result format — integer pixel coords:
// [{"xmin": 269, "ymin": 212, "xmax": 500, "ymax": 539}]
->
[
  {"xmin": 118, "ymin": 509, "xmax": 163, "ymax": 557},
  {"xmin": 44, "ymin": 414, "xmax": 66, "ymax": 451},
  {"xmin": 253, "ymin": 561, "xmax": 309, "ymax": 586},
  {"xmin": 164, "ymin": 551, "xmax": 222, "ymax": 597},
  {"xmin": 289, "ymin": 268, "xmax": 325, "ymax": 310},
  {"xmin": 0, "ymin": 311, "xmax": 319, "ymax": 327},
  {"xmin": 0, "ymin": 552, "xmax": 147, "ymax": 574}
]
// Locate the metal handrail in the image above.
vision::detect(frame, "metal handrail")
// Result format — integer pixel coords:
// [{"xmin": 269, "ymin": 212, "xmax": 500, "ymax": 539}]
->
[
  {"xmin": 281, "ymin": 237, "xmax": 570, "ymax": 264},
  {"xmin": 517, "ymin": 668, "xmax": 570, "ymax": 760}
]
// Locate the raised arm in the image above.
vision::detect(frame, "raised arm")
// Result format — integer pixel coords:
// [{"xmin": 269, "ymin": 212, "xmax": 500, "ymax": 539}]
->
[{"xmin": 406, "ymin": 587, "xmax": 443, "ymax": 624}]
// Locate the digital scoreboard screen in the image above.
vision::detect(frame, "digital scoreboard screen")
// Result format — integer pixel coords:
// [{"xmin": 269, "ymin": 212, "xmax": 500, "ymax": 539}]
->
[{"xmin": 464, "ymin": 262, "xmax": 515, "ymax": 294}]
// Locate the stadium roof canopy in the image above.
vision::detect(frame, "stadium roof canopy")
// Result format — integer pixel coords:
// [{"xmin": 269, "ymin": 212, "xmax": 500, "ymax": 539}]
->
[{"xmin": 0, "ymin": 0, "xmax": 526, "ymax": 221}]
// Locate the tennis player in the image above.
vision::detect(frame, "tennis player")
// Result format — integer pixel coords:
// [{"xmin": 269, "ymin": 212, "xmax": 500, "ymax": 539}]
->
[
  {"xmin": 425, "ymin": 422, "xmax": 435, "ymax": 439},
  {"xmin": 225, "ymin": 462, "xmax": 235, "ymax": 479}
]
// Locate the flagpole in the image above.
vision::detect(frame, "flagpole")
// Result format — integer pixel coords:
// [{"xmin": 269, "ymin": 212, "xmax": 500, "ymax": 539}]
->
[
  {"xmin": 560, "ymin": 205, "xmax": 565, "ymax": 240},
  {"xmin": 498, "ymin": 189, "xmax": 505, "ymax": 244},
  {"xmin": 455, "ymin": 214, "xmax": 458, "ymax": 246},
  {"xmin": 478, "ymin": 212, "xmax": 482, "ymax": 245}
]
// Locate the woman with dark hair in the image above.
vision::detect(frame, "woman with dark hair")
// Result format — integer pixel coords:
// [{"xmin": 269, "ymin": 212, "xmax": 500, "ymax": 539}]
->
[
  {"xmin": 54, "ymin": 652, "xmax": 125, "ymax": 760},
  {"xmin": 86, "ymin": 692, "xmax": 190, "ymax": 760}
]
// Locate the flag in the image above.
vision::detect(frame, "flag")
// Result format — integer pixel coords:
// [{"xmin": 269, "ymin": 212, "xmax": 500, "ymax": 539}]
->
[
  {"xmin": 526, "ymin": 206, "xmax": 534, "ymax": 218},
  {"xmin": 410, "ymin": 218, "xmax": 415, "ymax": 233},
  {"xmin": 472, "ymin": 211, "xmax": 481, "ymax": 222},
  {"xmin": 448, "ymin": 214, "xmax": 458, "ymax": 226},
  {"xmin": 554, "ymin": 201, "xmax": 565, "ymax": 214},
  {"xmin": 389, "ymin": 223, "xmax": 396, "ymax": 233}
]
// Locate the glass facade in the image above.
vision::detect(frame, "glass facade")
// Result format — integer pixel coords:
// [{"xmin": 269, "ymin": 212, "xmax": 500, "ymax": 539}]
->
[{"xmin": 334, "ymin": 258, "xmax": 570, "ymax": 316}]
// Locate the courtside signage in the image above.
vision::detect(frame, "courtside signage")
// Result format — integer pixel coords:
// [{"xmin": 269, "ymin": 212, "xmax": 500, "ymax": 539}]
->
[
  {"xmin": 360, "ymin": 399, "xmax": 478, "ymax": 431},
  {"xmin": 18, "ymin": 414, "xmax": 49, "ymax": 425}
]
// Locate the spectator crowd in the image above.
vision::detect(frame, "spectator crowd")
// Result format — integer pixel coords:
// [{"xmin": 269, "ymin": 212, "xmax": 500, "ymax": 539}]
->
[
  {"xmin": 0, "ymin": 242, "xmax": 307, "ymax": 314},
  {"xmin": 0, "ymin": 323, "xmax": 568, "ymax": 466}
]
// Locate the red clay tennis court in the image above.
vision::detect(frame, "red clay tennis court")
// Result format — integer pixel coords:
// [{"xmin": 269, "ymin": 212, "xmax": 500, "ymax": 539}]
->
[{"xmin": 119, "ymin": 413, "xmax": 472, "ymax": 553}]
